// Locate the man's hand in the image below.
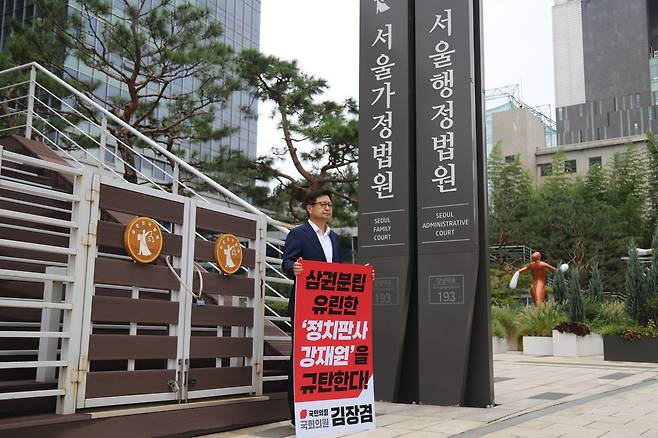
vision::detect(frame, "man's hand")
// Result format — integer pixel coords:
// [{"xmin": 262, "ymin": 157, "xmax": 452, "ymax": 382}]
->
[
  {"xmin": 293, "ymin": 257, "xmax": 303, "ymax": 276},
  {"xmin": 365, "ymin": 263, "xmax": 376, "ymax": 281}
]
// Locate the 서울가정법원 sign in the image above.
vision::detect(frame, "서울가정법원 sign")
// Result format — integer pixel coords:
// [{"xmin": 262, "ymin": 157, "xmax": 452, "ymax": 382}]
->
[{"xmin": 293, "ymin": 261, "xmax": 376, "ymax": 437}]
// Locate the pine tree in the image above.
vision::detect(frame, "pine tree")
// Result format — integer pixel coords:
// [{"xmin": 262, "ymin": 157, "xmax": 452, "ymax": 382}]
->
[
  {"xmin": 625, "ymin": 240, "xmax": 647, "ymax": 324},
  {"xmin": 587, "ymin": 262, "xmax": 603, "ymax": 303},
  {"xmin": 568, "ymin": 268, "xmax": 584, "ymax": 322},
  {"xmin": 28, "ymin": 0, "xmax": 242, "ymax": 184},
  {"xmin": 553, "ymin": 261, "xmax": 568, "ymax": 304}
]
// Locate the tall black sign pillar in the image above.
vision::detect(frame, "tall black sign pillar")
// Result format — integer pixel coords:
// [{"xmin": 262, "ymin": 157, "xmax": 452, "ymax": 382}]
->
[
  {"xmin": 414, "ymin": 0, "xmax": 493, "ymax": 406},
  {"xmin": 358, "ymin": 0, "xmax": 492, "ymax": 407},
  {"xmin": 358, "ymin": 0, "xmax": 416, "ymax": 402}
]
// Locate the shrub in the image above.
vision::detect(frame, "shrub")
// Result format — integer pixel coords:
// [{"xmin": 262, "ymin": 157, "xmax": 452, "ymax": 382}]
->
[
  {"xmin": 492, "ymin": 319, "xmax": 506, "ymax": 338},
  {"xmin": 492, "ymin": 305, "xmax": 517, "ymax": 338},
  {"xmin": 625, "ymin": 240, "xmax": 650, "ymax": 324},
  {"xmin": 587, "ymin": 262, "xmax": 603, "ymax": 303},
  {"xmin": 553, "ymin": 262, "xmax": 568, "ymax": 304},
  {"xmin": 622, "ymin": 320, "xmax": 658, "ymax": 342},
  {"xmin": 555, "ymin": 321, "xmax": 591, "ymax": 337},
  {"xmin": 590, "ymin": 301, "xmax": 633, "ymax": 335},
  {"xmin": 516, "ymin": 302, "xmax": 568, "ymax": 339}
]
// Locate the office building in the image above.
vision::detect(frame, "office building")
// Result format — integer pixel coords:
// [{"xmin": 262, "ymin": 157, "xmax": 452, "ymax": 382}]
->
[{"xmin": 553, "ymin": 0, "xmax": 657, "ymax": 146}]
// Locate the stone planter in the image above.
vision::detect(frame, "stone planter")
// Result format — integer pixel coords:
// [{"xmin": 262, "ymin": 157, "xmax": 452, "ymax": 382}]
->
[
  {"xmin": 492, "ymin": 337, "xmax": 507, "ymax": 354},
  {"xmin": 603, "ymin": 335, "xmax": 658, "ymax": 363},
  {"xmin": 522, "ymin": 336, "xmax": 553, "ymax": 356},
  {"xmin": 552, "ymin": 330, "xmax": 603, "ymax": 357}
]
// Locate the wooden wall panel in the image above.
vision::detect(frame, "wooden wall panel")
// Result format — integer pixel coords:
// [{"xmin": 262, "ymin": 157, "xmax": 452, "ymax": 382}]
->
[
  {"xmin": 91, "ymin": 296, "xmax": 179, "ymax": 324},
  {"xmin": 88, "ymin": 335, "xmax": 177, "ymax": 360},
  {"xmin": 85, "ymin": 369, "xmax": 176, "ymax": 398},
  {"xmin": 99, "ymin": 184, "xmax": 184, "ymax": 224},
  {"xmin": 198, "ymin": 274, "xmax": 254, "ymax": 298},
  {"xmin": 191, "ymin": 305, "xmax": 253, "ymax": 327},
  {"xmin": 187, "ymin": 366, "xmax": 251, "ymax": 391},
  {"xmin": 193, "ymin": 239, "xmax": 255, "ymax": 268},
  {"xmin": 195, "ymin": 208, "xmax": 256, "ymax": 240},
  {"xmin": 189, "ymin": 337, "xmax": 253, "ymax": 359},
  {"xmin": 96, "ymin": 221, "xmax": 182, "ymax": 257},
  {"xmin": 94, "ymin": 257, "xmax": 180, "ymax": 290}
]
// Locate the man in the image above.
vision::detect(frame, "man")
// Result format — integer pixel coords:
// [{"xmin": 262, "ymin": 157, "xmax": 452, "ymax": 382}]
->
[{"xmin": 282, "ymin": 190, "xmax": 341, "ymax": 424}]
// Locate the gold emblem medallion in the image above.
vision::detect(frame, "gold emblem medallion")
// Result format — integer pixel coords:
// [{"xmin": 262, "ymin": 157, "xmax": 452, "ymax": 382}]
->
[
  {"xmin": 214, "ymin": 234, "xmax": 243, "ymax": 274},
  {"xmin": 123, "ymin": 216, "xmax": 163, "ymax": 264}
]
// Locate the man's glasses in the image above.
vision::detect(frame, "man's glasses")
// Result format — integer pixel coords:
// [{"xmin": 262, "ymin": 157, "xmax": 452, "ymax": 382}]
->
[{"xmin": 313, "ymin": 202, "xmax": 333, "ymax": 209}]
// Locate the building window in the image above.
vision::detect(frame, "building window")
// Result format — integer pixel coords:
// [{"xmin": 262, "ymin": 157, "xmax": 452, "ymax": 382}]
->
[
  {"xmin": 505, "ymin": 155, "xmax": 515, "ymax": 163},
  {"xmin": 589, "ymin": 156, "xmax": 602, "ymax": 169},
  {"xmin": 607, "ymin": 112, "xmax": 611, "ymax": 126},
  {"xmin": 564, "ymin": 160, "xmax": 577, "ymax": 173},
  {"xmin": 539, "ymin": 163, "xmax": 552, "ymax": 176},
  {"xmin": 578, "ymin": 130, "xmax": 583, "ymax": 142},
  {"xmin": 613, "ymin": 97, "xmax": 618, "ymax": 111},
  {"xmin": 579, "ymin": 105, "xmax": 583, "ymax": 117}
]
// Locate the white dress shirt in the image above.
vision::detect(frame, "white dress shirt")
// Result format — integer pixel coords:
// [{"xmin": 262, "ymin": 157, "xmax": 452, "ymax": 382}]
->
[{"xmin": 308, "ymin": 220, "xmax": 333, "ymax": 263}]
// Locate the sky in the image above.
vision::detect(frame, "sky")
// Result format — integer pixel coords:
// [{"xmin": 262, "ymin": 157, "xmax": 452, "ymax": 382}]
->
[{"xmin": 257, "ymin": 0, "xmax": 555, "ymax": 164}]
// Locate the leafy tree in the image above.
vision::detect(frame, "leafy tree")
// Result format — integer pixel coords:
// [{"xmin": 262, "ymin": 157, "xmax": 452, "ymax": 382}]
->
[
  {"xmin": 487, "ymin": 142, "xmax": 532, "ymax": 267},
  {"xmin": 568, "ymin": 268, "xmax": 584, "ymax": 322},
  {"xmin": 34, "ymin": 0, "xmax": 241, "ymax": 183},
  {"xmin": 645, "ymin": 131, "xmax": 658, "ymax": 232},
  {"xmin": 587, "ymin": 262, "xmax": 603, "ymax": 303},
  {"xmin": 237, "ymin": 50, "xmax": 358, "ymax": 224},
  {"xmin": 526, "ymin": 149, "xmax": 574, "ymax": 262}
]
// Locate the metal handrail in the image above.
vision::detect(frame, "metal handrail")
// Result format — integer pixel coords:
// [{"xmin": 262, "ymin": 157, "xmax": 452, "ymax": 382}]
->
[{"xmin": 0, "ymin": 62, "xmax": 290, "ymax": 234}]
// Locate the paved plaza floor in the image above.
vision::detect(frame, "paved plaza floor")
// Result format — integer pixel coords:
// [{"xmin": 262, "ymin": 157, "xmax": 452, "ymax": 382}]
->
[{"xmin": 203, "ymin": 353, "xmax": 658, "ymax": 438}]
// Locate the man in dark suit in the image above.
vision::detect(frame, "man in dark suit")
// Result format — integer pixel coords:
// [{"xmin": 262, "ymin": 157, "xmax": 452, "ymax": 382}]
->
[{"xmin": 282, "ymin": 190, "xmax": 341, "ymax": 424}]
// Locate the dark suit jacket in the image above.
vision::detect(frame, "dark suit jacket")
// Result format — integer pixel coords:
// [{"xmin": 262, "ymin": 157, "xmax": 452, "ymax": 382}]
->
[{"xmin": 282, "ymin": 221, "xmax": 342, "ymax": 317}]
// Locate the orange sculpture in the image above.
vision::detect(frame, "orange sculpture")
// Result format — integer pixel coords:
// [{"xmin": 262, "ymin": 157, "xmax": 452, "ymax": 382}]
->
[{"xmin": 515, "ymin": 252, "xmax": 556, "ymax": 305}]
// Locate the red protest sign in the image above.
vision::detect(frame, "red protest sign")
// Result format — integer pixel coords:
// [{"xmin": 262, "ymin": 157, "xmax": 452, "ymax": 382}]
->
[{"xmin": 293, "ymin": 260, "xmax": 376, "ymax": 437}]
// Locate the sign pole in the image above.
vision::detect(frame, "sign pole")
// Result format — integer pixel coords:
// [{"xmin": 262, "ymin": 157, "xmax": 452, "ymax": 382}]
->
[{"xmin": 413, "ymin": 0, "xmax": 493, "ymax": 406}]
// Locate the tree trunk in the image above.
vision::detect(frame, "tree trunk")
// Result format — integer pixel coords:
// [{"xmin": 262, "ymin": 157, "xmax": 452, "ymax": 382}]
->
[{"xmin": 118, "ymin": 131, "xmax": 138, "ymax": 184}]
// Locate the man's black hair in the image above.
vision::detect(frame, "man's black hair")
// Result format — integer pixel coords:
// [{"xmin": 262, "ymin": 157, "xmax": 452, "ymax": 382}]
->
[{"xmin": 303, "ymin": 190, "xmax": 333, "ymax": 215}]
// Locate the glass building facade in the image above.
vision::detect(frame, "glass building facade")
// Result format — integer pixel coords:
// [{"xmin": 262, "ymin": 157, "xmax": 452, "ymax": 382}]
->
[{"xmin": 1, "ymin": 0, "xmax": 260, "ymax": 162}]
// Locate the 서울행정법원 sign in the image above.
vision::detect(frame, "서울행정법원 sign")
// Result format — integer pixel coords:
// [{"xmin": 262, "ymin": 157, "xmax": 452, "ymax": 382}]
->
[{"xmin": 415, "ymin": 3, "xmax": 478, "ymax": 253}]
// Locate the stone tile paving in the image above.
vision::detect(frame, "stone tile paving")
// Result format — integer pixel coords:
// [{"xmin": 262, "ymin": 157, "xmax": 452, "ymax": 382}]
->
[{"xmin": 201, "ymin": 353, "xmax": 658, "ymax": 438}]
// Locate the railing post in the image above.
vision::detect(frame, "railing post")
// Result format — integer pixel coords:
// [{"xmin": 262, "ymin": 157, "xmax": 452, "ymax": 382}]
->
[
  {"xmin": 99, "ymin": 116, "xmax": 108, "ymax": 170},
  {"xmin": 36, "ymin": 273, "xmax": 63, "ymax": 383},
  {"xmin": 25, "ymin": 65, "xmax": 37, "ymax": 139},
  {"xmin": 253, "ymin": 214, "xmax": 268, "ymax": 396},
  {"xmin": 172, "ymin": 161, "xmax": 180, "ymax": 194},
  {"xmin": 57, "ymin": 169, "xmax": 95, "ymax": 414}
]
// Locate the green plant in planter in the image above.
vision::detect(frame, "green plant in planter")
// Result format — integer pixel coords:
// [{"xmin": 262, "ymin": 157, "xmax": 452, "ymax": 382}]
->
[
  {"xmin": 553, "ymin": 261, "xmax": 568, "ymax": 304},
  {"xmin": 587, "ymin": 262, "xmax": 603, "ymax": 303},
  {"xmin": 492, "ymin": 318, "xmax": 507, "ymax": 339},
  {"xmin": 492, "ymin": 305, "xmax": 517, "ymax": 339},
  {"xmin": 625, "ymin": 240, "xmax": 651, "ymax": 325},
  {"xmin": 590, "ymin": 301, "xmax": 633, "ymax": 336},
  {"xmin": 516, "ymin": 302, "xmax": 567, "ymax": 340},
  {"xmin": 555, "ymin": 321, "xmax": 591, "ymax": 337},
  {"xmin": 622, "ymin": 320, "xmax": 658, "ymax": 342},
  {"xmin": 568, "ymin": 268, "xmax": 585, "ymax": 322}
]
